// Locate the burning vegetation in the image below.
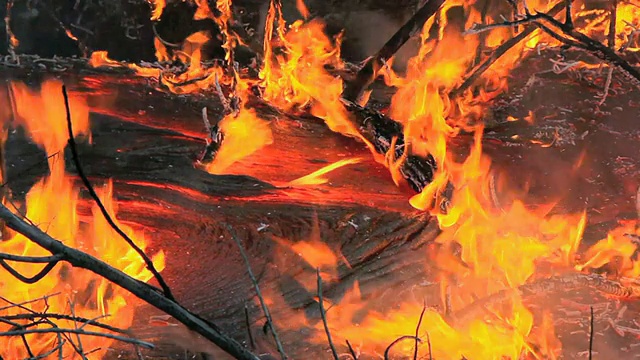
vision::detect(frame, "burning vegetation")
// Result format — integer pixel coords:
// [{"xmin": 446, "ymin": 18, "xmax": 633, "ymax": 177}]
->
[{"xmin": 1, "ymin": 0, "xmax": 640, "ymax": 359}]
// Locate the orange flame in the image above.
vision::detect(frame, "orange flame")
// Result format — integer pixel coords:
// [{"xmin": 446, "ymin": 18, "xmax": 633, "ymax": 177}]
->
[
  {"xmin": 286, "ymin": 158, "xmax": 362, "ymax": 186},
  {"xmin": 81, "ymin": 1, "xmax": 640, "ymax": 358}
]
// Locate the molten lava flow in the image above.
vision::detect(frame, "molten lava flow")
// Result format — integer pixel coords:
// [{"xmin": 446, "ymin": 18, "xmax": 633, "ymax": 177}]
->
[{"xmin": 0, "ymin": 80, "xmax": 165, "ymax": 358}]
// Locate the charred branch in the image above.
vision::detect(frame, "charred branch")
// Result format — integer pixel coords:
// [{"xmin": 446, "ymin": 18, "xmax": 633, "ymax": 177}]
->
[
  {"xmin": 0, "ymin": 255, "xmax": 59, "ymax": 284},
  {"xmin": 226, "ymin": 223, "xmax": 287, "ymax": 359},
  {"xmin": 452, "ymin": 1, "xmax": 566, "ymax": 98},
  {"xmin": 341, "ymin": 0, "xmax": 445, "ymax": 102},
  {"xmin": 383, "ymin": 335, "xmax": 421, "ymax": 360},
  {"xmin": 346, "ymin": 339, "xmax": 358, "ymax": 360},
  {"xmin": 62, "ymin": 85, "xmax": 174, "ymax": 301},
  {"xmin": 465, "ymin": 2, "xmax": 640, "ymax": 87},
  {"xmin": 342, "ymin": 100, "xmax": 438, "ymax": 193},
  {"xmin": 317, "ymin": 269, "xmax": 339, "ymax": 360}
]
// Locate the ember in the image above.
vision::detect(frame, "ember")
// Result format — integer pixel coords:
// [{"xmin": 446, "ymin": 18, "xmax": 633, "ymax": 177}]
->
[{"xmin": 0, "ymin": 0, "xmax": 639, "ymax": 359}]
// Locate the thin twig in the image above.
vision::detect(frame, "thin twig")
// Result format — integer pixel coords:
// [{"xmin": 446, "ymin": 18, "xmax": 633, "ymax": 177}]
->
[
  {"xmin": 317, "ymin": 269, "xmax": 339, "ymax": 360},
  {"xmin": 383, "ymin": 335, "xmax": 420, "ymax": 360},
  {"xmin": 0, "ymin": 327, "xmax": 154, "ymax": 348},
  {"xmin": 413, "ymin": 305, "xmax": 426, "ymax": 360},
  {"xmin": 224, "ymin": 224, "xmax": 287, "ymax": 359},
  {"xmin": 0, "ymin": 257, "xmax": 58, "ymax": 284},
  {"xmin": 0, "ymin": 293, "xmax": 60, "ymax": 312},
  {"xmin": 67, "ymin": 299, "xmax": 86, "ymax": 359},
  {"xmin": 600, "ymin": 0, "xmax": 618, "ymax": 106},
  {"xmin": 589, "ymin": 306, "xmax": 594, "ymax": 360},
  {"xmin": 0, "ymin": 253, "xmax": 63, "ymax": 263},
  {"xmin": 61, "ymin": 85, "xmax": 174, "ymax": 301},
  {"xmin": 244, "ymin": 303, "xmax": 257, "ymax": 351},
  {"xmin": 0, "ymin": 313, "xmax": 124, "ymax": 334},
  {"xmin": 451, "ymin": 1, "xmax": 566, "ymax": 97},
  {"xmin": 609, "ymin": 0, "xmax": 618, "ymax": 49},
  {"xmin": 345, "ymin": 340, "xmax": 358, "ymax": 360}
]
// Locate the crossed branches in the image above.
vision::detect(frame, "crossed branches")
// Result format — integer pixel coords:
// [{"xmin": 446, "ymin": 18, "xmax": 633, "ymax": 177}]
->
[{"xmin": 461, "ymin": 0, "xmax": 640, "ymax": 93}]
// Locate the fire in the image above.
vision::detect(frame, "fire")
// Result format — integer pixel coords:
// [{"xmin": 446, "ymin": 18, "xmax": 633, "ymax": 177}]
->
[
  {"xmin": 0, "ymin": 80, "xmax": 165, "ymax": 358},
  {"xmin": 75, "ymin": 0, "xmax": 640, "ymax": 358},
  {"xmin": 148, "ymin": 0, "xmax": 166, "ymax": 21},
  {"xmin": 286, "ymin": 158, "xmax": 362, "ymax": 187},
  {"xmin": 205, "ymin": 107, "xmax": 274, "ymax": 175},
  {"xmin": 8, "ymin": 80, "xmax": 91, "ymax": 164}
]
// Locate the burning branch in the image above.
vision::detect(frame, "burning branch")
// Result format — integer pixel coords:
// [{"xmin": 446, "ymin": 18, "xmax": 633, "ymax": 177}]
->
[
  {"xmin": 451, "ymin": 1, "xmax": 566, "ymax": 97},
  {"xmin": 0, "ymin": 85, "xmax": 264, "ymax": 359},
  {"xmin": 465, "ymin": 0, "xmax": 640, "ymax": 87}
]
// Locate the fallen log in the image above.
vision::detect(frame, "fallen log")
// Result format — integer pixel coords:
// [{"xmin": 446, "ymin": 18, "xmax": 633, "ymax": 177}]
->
[{"xmin": 236, "ymin": 92, "xmax": 440, "ymax": 195}]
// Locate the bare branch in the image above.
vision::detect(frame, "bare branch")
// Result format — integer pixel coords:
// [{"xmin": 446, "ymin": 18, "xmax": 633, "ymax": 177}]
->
[
  {"xmin": 383, "ymin": 336, "xmax": 421, "ymax": 360},
  {"xmin": 345, "ymin": 339, "xmax": 358, "ymax": 359},
  {"xmin": 0, "ymin": 253, "xmax": 63, "ymax": 263},
  {"xmin": 0, "ymin": 257, "xmax": 59, "ymax": 284},
  {"xmin": 61, "ymin": 85, "xmax": 174, "ymax": 301},
  {"xmin": 0, "ymin": 327, "xmax": 154, "ymax": 348},
  {"xmin": 413, "ymin": 305, "xmax": 426, "ymax": 360},
  {"xmin": 225, "ymin": 223, "xmax": 287, "ymax": 359},
  {"xmin": 317, "ymin": 269, "xmax": 339, "ymax": 360}
]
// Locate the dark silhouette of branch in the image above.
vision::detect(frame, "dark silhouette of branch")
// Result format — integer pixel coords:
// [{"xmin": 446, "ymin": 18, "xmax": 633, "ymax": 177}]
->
[
  {"xmin": 588, "ymin": 306, "xmax": 594, "ymax": 360},
  {"xmin": 384, "ymin": 335, "xmax": 420, "ymax": 360},
  {"xmin": 346, "ymin": 339, "xmax": 358, "ymax": 359},
  {"xmin": 317, "ymin": 269, "xmax": 339, "ymax": 360},
  {"xmin": 61, "ymin": 84, "xmax": 174, "ymax": 301},
  {"xmin": 245, "ymin": 303, "xmax": 257, "ymax": 350},
  {"xmin": 451, "ymin": 1, "xmax": 566, "ymax": 97},
  {"xmin": 0, "ymin": 257, "xmax": 59, "ymax": 284},
  {"xmin": 225, "ymin": 223, "xmax": 287, "ymax": 359},
  {"xmin": 0, "ymin": 327, "xmax": 154, "ymax": 348},
  {"xmin": 341, "ymin": 0, "xmax": 445, "ymax": 102},
  {"xmin": 414, "ymin": 305, "xmax": 426, "ymax": 360},
  {"xmin": 0, "ymin": 313, "xmax": 124, "ymax": 334}
]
